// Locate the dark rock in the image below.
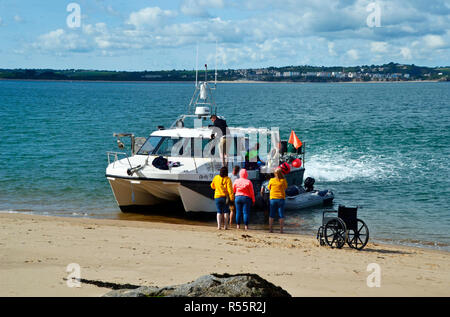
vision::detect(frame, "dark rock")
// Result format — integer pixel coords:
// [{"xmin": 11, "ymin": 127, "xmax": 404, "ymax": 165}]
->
[
  {"xmin": 103, "ymin": 273, "xmax": 291, "ymax": 297},
  {"xmin": 103, "ymin": 286, "xmax": 160, "ymax": 297}
]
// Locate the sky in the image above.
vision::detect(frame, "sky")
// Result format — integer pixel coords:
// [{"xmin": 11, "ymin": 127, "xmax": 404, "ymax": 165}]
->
[{"xmin": 0, "ymin": 0, "xmax": 449, "ymax": 71}]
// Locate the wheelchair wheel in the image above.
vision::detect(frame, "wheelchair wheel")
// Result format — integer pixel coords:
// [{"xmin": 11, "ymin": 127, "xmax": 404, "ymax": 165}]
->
[
  {"xmin": 347, "ymin": 219, "xmax": 369, "ymax": 250},
  {"xmin": 324, "ymin": 218, "xmax": 347, "ymax": 249}
]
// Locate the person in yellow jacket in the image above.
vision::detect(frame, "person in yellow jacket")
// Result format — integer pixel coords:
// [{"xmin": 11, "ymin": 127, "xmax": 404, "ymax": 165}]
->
[
  {"xmin": 268, "ymin": 168, "xmax": 288, "ymax": 233},
  {"xmin": 211, "ymin": 166, "xmax": 234, "ymax": 229}
]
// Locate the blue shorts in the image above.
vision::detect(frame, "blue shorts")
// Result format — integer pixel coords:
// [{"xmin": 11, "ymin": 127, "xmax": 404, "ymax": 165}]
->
[
  {"xmin": 269, "ymin": 199, "xmax": 285, "ymax": 219},
  {"xmin": 215, "ymin": 197, "xmax": 230, "ymax": 214}
]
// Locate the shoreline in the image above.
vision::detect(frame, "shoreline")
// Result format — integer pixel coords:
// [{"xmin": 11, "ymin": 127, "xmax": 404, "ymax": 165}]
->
[
  {"xmin": 1, "ymin": 213, "xmax": 448, "ymax": 297},
  {"xmin": 0, "ymin": 78, "xmax": 443, "ymax": 84},
  {"xmin": 217, "ymin": 79, "xmax": 442, "ymax": 84}
]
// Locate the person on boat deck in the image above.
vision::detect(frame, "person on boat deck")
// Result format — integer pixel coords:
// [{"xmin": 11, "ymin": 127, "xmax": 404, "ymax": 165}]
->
[
  {"xmin": 228, "ymin": 165, "xmax": 240, "ymax": 226},
  {"xmin": 233, "ymin": 169, "xmax": 255, "ymax": 230},
  {"xmin": 268, "ymin": 168, "xmax": 288, "ymax": 233},
  {"xmin": 211, "ymin": 166, "xmax": 234, "ymax": 230},
  {"xmin": 209, "ymin": 115, "xmax": 229, "ymax": 167},
  {"xmin": 245, "ymin": 143, "xmax": 265, "ymax": 170}
]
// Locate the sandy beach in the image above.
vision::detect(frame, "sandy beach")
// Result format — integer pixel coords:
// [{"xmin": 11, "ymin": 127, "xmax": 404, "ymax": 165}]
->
[{"xmin": 0, "ymin": 213, "xmax": 448, "ymax": 297}]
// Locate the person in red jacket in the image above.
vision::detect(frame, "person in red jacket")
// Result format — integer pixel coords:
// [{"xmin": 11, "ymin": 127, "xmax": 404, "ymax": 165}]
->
[{"xmin": 233, "ymin": 169, "xmax": 255, "ymax": 230}]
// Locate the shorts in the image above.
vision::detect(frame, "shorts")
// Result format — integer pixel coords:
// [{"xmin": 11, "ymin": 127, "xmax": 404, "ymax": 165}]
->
[{"xmin": 215, "ymin": 197, "xmax": 230, "ymax": 214}]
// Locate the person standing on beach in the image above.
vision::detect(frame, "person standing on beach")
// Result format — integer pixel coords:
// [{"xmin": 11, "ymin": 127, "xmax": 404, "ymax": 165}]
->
[
  {"xmin": 233, "ymin": 169, "xmax": 255, "ymax": 230},
  {"xmin": 268, "ymin": 168, "xmax": 288, "ymax": 233},
  {"xmin": 228, "ymin": 165, "xmax": 240, "ymax": 226},
  {"xmin": 211, "ymin": 166, "xmax": 234, "ymax": 230}
]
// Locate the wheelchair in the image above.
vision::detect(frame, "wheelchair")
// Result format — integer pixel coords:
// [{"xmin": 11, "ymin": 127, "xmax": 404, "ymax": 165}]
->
[{"xmin": 317, "ymin": 205, "xmax": 369, "ymax": 250}]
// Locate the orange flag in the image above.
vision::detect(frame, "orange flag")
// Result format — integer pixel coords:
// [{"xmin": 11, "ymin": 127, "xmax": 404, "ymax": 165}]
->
[{"xmin": 288, "ymin": 130, "xmax": 302, "ymax": 149}]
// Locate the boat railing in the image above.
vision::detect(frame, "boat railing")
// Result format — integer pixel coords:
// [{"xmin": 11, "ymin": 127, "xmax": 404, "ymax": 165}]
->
[
  {"xmin": 107, "ymin": 151, "xmax": 133, "ymax": 169},
  {"xmin": 281, "ymin": 142, "xmax": 306, "ymax": 167}
]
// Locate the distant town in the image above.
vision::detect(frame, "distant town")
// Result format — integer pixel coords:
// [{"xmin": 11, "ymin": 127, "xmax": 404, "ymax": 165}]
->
[{"xmin": 1, "ymin": 62, "xmax": 449, "ymax": 82}]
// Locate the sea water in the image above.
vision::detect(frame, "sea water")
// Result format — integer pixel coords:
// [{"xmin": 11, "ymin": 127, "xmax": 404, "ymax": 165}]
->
[{"xmin": 0, "ymin": 80, "xmax": 449, "ymax": 250}]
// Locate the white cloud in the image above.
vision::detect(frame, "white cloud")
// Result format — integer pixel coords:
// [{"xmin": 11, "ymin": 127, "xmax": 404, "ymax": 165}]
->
[
  {"xmin": 35, "ymin": 29, "xmax": 65, "ymax": 48},
  {"xmin": 400, "ymin": 47, "xmax": 412, "ymax": 60},
  {"xmin": 371, "ymin": 42, "xmax": 388, "ymax": 53},
  {"xmin": 127, "ymin": 7, "xmax": 177, "ymax": 29},
  {"xmin": 95, "ymin": 38, "xmax": 110, "ymax": 49},
  {"xmin": 328, "ymin": 42, "xmax": 337, "ymax": 56},
  {"xmin": 32, "ymin": 28, "xmax": 91, "ymax": 53},
  {"xmin": 346, "ymin": 49, "xmax": 359, "ymax": 60},
  {"xmin": 14, "ymin": 15, "xmax": 23, "ymax": 23},
  {"xmin": 214, "ymin": 46, "xmax": 264, "ymax": 66},
  {"xmin": 82, "ymin": 24, "xmax": 94, "ymax": 35},
  {"xmin": 423, "ymin": 35, "xmax": 446, "ymax": 49}
]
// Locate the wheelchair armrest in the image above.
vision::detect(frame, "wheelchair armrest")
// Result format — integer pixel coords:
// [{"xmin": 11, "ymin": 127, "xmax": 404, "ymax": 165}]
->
[{"xmin": 322, "ymin": 210, "xmax": 337, "ymax": 222}]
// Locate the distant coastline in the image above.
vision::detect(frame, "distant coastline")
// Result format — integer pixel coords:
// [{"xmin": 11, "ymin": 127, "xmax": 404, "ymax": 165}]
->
[
  {"xmin": 217, "ymin": 79, "xmax": 442, "ymax": 84},
  {"xmin": 0, "ymin": 78, "xmax": 443, "ymax": 84},
  {"xmin": 1, "ymin": 62, "xmax": 449, "ymax": 83}
]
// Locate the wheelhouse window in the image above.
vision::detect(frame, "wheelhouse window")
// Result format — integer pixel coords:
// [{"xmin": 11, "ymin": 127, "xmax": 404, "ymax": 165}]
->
[
  {"xmin": 154, "ymin": 137, "xmax": 185, "ymax": 156},
  {"xmin": 137, "ymin": 136, "xmax": 245, "ymax": 158},
  {"xmin": 137, "ymin": 136, "xmax": 191, "ymax": 157},
  {"xmin": 136, "ymin": 136, "xmax": 162, "ymax": 155}
]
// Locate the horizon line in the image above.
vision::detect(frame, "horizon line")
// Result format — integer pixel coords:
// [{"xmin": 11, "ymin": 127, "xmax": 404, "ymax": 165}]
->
[{"xmin": 1, "ymin": 62, "xmax": 449, "ymax": 73}]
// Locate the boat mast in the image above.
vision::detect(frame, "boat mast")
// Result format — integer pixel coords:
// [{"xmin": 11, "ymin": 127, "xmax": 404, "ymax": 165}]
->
[
  {"xmin": 215, "ymin": 41, "xmax": 217, "ymax": 89},
  {"xmin": 187, "ymin": 45, "xmax": 218, "ymax": 117},
  {"xmin": 195, "ymin": 43, "xmax": 199, "ymax": 88}
]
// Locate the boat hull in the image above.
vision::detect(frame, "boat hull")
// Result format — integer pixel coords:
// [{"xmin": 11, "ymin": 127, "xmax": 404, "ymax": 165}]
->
[
  {"xmin": 107, "ymin": 176, "xmax": 217, "ymax": 212},
  {"xmin": 106, "ymin": 166, "xmax": 305, "ymax": 213}
]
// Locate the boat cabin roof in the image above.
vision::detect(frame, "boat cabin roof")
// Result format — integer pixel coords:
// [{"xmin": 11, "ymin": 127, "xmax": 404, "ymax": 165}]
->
[{"xmin": 151, "ymin": 127, "xmax": 275, "ymax": 139}]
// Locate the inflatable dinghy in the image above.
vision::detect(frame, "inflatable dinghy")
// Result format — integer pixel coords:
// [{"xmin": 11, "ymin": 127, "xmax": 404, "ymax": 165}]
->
[
  {"xmin": 284, "ymin": 178, "xmax": 334, "ymax": 210},
  {"xmin": 285, "ymin": 188, "xmax": 334, "ymax": 210}
]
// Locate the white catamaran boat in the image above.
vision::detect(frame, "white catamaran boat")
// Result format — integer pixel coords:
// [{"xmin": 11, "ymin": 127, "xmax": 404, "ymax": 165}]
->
[{"xmin": 105, "ymin": 65, "xmax": 306, "ymax": 213}]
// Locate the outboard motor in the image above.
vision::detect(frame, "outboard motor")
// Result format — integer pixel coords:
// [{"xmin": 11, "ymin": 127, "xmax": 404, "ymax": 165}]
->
[{"xmin": 304, "ymin": 177, "xmax": 315, "ymax": 192}]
